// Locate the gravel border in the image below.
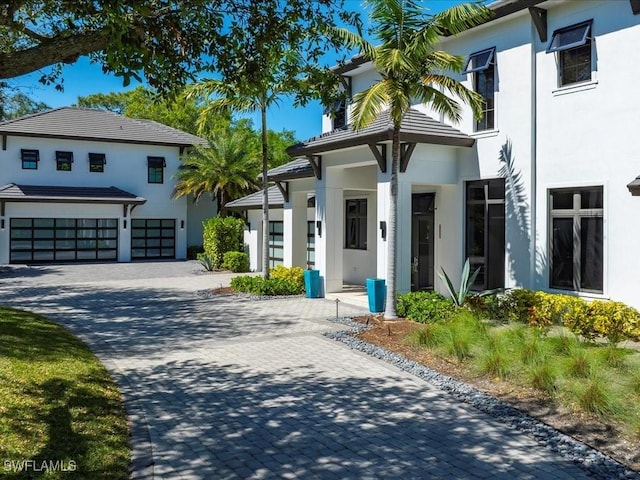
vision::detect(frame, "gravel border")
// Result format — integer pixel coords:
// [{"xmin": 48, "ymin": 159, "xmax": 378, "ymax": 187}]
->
[{"xmin": 325, "ymin": 317, "xmax": 640, "ymax": 480}]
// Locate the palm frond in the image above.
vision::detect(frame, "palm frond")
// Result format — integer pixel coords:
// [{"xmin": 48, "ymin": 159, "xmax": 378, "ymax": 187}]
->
[
  {"xmin": 433, "ymin": 2, "xmax": 493, "ymax": 35},
  {"xmin": 331, "ymin": 27, "xmax": 376, "ymax": 60},
  {"xmin": 419, "ymin": 73, "xmax": 484, "ymax": 121},
  {"xmin": 350, "ymin": 81, "xmax": 390, "ymax": 130}
]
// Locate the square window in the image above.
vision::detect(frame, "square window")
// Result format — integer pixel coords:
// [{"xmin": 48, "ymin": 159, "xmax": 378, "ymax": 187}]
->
[
  {"xmin": 56, "ymin": 151, "xmax": 73, "ymax": 171},
  {"xmin": 147, "ymin": 156, "xmax": 165, "ymax": 184},
  {"xmin": 89, "ymin": 153, "xmax": 106, "ymax": 173},
  {"xmin": 21, "ymin": 149, "xmax": 39, "ymax": 170}
]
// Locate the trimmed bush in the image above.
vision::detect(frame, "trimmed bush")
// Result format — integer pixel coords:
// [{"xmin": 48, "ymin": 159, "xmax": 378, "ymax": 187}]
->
[
  {"xmin": 587, "ymin": 300, "xmax": 640, "ymax": 345},
  {"xmin": 222, "ymin": 251, "xmax": 249, "ymax": 273},
  {"xmin": 270, "ymin": 265, "xmax": 304, "ymax": 291},
  {"xmin": 530, "ymin": 291, "xmax": 587, "ymax": 331},
  {"xmin": 202, "ymin": 216, "xmax": 245, "ymax": 269},
  {"xmin": 396, "ymin": 291, "xmax": 456, "ymax": 323},
  {"xmin": 230, "ymin": 274, "xmax": 304, "ymax": 296}
]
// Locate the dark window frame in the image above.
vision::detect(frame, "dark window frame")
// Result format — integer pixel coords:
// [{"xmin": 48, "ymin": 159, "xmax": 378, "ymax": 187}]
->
[
  {"xmin": 131, "ymin": 218, "xmax": 176, "ymax": 259},
  {"xmin": 21, "ymin": 149, "xmax": 39, "ymax": 170},
  {"xmin": 345, "ymin": 198, "xmax": 367, "ymax": 250},
  {"xmin": 549, "ymin": 186, "xmax": 603, "ymax": 293},
  {"xmin": 306, "ymin": 220, "xmax": 315, "ymax": 268},
  {"xmin": 89, "ymin": 153, "xmax": 106, "ymax": 173},
  {"xmin": 268, "ymin": 221, "xmax": 284, "ymax": 268},
  {"xmin": 547, "ymin": 21, "xmax": 593, "ymax": 87},
  {"xmin": 147, "ymin": 156, "xmax": 166, "ymax": 184},
  {"xmin": 56, "ymin": 151, "xmax": 73, "ymax": 171},
  {"xmin": 465, "ymin": 179, "xmax": 505, "ymax": 290},
  {"xmin": 465, "ymin": 47, "xmax": 496, "ymax": 132}
]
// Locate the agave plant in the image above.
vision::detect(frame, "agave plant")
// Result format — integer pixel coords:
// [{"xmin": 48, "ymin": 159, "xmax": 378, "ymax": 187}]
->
[
  {"xmin": 439, "ymin": 258, "xmax": 495, "ymax": 307},
  {"xmin": 198, "ymin": 253, "xmax": 216, "ymax": 272}
]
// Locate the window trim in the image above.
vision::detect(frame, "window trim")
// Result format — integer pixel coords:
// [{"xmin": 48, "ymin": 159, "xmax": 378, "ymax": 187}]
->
[
  {"xmin": 147, "ymin": 156, "xmax": 166, "ymax": 184},
  {"xmin": 268, "ymin": 220, "xmax": 284, "ymax": 268},
  {"xmin": 21, "ymin": 149, "xmax": 39, "ymax": 170},
  {"xmin": 55, "ymin": 151, "xmax": 73, "ymax": 171},
  {"xmin": 89, "ymin": 153, "xmax": 106, "ymax": 173},
  {"xmin": 463, "ymin": 47, "xmax": 495, "ymax": 74},
  {"xmin": 548, "ymin": 185, "xmax": 604, "ymax": 294},
  {"xmin": 345, "ymin": 198, "xmax": 368, "ymax": 250},
  {"xmin": 546, "ymin": 20, "xmax": 592, "ymax": 53}
]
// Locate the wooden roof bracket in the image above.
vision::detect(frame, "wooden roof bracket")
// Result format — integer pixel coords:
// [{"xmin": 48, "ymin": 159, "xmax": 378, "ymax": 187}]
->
[
  {"xmin": 368, "ymin": 143, "xmax": 387, "ymax": 173},
  {"xmin": 307, "ymin": 155, "xmax": 322, "ymax": 180},
  {"xmin": 275, "ymin": 181, "xmax": 289, "ymax": 203},
  {"xmin": 400, "ymin": 143, "xmax": 417, "ymax": 173},
  {"xmin": 529, "ymin": 7, "xmax": 547, "ymax": 42}
]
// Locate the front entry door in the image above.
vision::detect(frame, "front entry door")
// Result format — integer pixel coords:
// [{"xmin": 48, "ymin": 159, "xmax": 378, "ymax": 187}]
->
[{"xmin": 411, "ymin": 193, "xmax": 435, "ymax": 291}]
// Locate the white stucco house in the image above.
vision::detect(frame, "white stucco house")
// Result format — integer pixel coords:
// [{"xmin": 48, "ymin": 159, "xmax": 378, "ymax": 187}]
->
[
  {"xmin": 233, "ymin": 0, "xmax": 640, "ymax": 310},
  {"xmin": 0, "ymin": 107, "xmax": 214, "ymax": 264}
]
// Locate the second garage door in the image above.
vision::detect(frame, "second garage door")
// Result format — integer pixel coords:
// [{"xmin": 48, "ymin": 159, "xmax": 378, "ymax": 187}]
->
[{"xmin": 131, "ymin": 219, "xmax": 176, "ymax": 259}]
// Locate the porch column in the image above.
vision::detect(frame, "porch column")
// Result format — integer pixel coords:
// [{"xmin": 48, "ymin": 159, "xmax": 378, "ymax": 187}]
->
[
  {"xmin": 376, "ymin": 168, "xmax": 390, "ymax": 280},
  {"xmin": 315, "ymin": 167, "xmax": 344, "ymax": 295},
  {"xmin": 396, "ymin": 177, "xmax": 413, "ymax": 293},
  {"xmin": 283, "ymin": 191, "xmax": 308, "ymax": 268}
]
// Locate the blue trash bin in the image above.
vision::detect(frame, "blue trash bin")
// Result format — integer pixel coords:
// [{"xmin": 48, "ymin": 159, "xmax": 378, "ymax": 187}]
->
[
  {"xmin": 366, "ymin": 278, "xmax": 386, "ymax": 313},
  {"xmin": 304, "ymin": 269, "xmax": 321, "ymax": 298}
]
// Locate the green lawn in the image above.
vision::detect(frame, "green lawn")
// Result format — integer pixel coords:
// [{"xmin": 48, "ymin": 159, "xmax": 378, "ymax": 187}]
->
[{"xmin": 0, "ymin": 307, "xmax": 130, "ymax": 479}]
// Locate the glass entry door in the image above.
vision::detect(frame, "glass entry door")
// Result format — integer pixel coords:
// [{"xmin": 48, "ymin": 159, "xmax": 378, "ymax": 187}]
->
[{"xmin": 411, "ymin": 193, "xmax": 435, "ymax": 291}]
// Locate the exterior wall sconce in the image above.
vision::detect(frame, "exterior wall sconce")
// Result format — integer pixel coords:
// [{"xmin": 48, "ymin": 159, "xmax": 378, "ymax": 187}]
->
[
  {"xmin": 123, "ymin": 219, "xmax": 127, "ymax": 229},
  {"xmin": 316, "ymin": 220, "xmax": 322, "ymax": 237},
  {"xmin": 0, "ymin": 219, "xmax": 4, "ymax": 229},
  {"xmin": 379, "ymin": 221, "xmax": 387, "ymax": 240},
  {"xmin": 180, "ymin": 220, "xmax": 185, "ymax": 229},
  {"xmin": 247, "ymin": 222, "xmax": 251, "ymax": 233}
]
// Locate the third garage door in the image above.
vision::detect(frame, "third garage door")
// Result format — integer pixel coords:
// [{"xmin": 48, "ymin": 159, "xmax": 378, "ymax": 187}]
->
[{"xmin": 131, "ymin": 219, "xmax": 175, "ymax": 259}]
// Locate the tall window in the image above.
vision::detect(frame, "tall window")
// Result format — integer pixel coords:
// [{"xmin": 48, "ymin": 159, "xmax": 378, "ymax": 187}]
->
[
  {"xmin": 549, "ymin": 186, "xmax": 603, "ymax": 293},
  {"xmin": 547, "ymin": 21, "xmax": 593, "ymax": 87},
  {"xmin": 21, "ymin": 149, "xmax": 39, "ymax": 170},
  {"xmin": 325, "ymin": 100, "xmax": 347, "ymax": 130},
  {"xmin": 464, "ymin": 47, "xmax": 495, "ymax": 131},
  {"xmin": 56, "ymin": 151, "xmax": 73, "ymax": 171},
  {"xmin": 147, "ymin": 156, "xmax": 165, "ymax": 184},
  {"xmin": 307, "ymin": 221, "xmax": 315, "ymax": 268},
  {"xmin": 89, "ymin": 153, "xmax": 106, "ymax": 173},
  {"xmin": 345, "ymin": 198, "xmax": 367, "ymax": 250},
  {"xmin": 268, "ymin": 221, "xmax": 284, "ymax": 267},
  {"xmin": 465, "ymin": 179, "xmax": 505, "ymax": 290}
]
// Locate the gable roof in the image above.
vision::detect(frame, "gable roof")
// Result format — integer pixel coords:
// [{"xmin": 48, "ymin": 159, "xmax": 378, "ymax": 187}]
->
[
  {"xmin": 0, "ymin": 107, "xmax": 206, "ymax": 147},
  {"xmin": 287, "ymin": 108, "xmax": 474, "ymax": 157},
  {"xmin": 0, "ymin": 183, "xmax": 146, "ymax": 205}
]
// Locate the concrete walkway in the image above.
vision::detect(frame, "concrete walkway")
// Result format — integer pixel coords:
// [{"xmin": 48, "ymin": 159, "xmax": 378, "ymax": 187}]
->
[{"xmin": 0, "ymin": 261, "xmax": 594, "ymax": 479}]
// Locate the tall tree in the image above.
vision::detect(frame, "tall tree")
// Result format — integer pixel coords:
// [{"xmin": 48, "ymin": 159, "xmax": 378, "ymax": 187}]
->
[
  {"xmin": 172, "ymin": 126, "xmax": 260, "ymax": 216},
  {"xmin": 336, "ymin": 0, "xmax": 490, "ymax": 318},
  {"xmin": 0, "ymin": 86, "xmax": 50, "ymax": 121}
]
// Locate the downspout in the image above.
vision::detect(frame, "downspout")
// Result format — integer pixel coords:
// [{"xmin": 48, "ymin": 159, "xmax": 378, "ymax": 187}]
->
[{"xmin": 529, "ymin": 17, "xmax": 538, "ymax": 290}]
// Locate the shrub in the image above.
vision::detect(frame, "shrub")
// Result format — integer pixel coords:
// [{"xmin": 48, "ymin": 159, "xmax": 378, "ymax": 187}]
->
[
  {"xmin": 495, "ymin": 288, "xmax": 538, "ymax": 323},
  {"xmin": 271, "ymin": 265, "xmax": 304, "ymax": 291},
  {"xmin": 396, "ymin": 291, "xmax": 456, "ymax": 323},
  {"xmin": 529, "ymin": 362, "xmax": 557, "ymax": 393},
  {"xmin": 198, "ymin": 253, "xmax": 215, "ymax": 272},
  {"xmin": 187, "ymin": 245, "xmax": 204, "ymax": 260},
  {"xmin": 574, "ymin": 378, "xmax": 617, "ymax": 416},
  {"xmin": 230, "ymin": 275, "xmax": 304, "ymax": 296},
  {"xmin": 520, "ymin": 332, "xmax": 546, "ymax": 366},
  {"xmin": 408, "ymin": 325, "xmax": 440, "ymax": 349},
  {"xmin": 566, "ymin": 349, "xmax": 592, "ymax": 378},
  {"xmin": 222, "ymin": 251, "xmax": 249, "ymax": 273},
  {"xmin": 530, "ymin": 292, "xmax": 587, "ymax": 331},
  {"xmin": 202, "ymin": 216, "xmax": 245, "ymax": 269},
  {"xmin": 588, "ymin": 300, "xmax": 640, "ymax": 346}
]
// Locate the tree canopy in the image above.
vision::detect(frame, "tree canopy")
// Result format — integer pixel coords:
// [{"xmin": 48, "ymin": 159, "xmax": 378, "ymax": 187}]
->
[
  {"xmin": 0, "ymin": 85, "xmax": 50, "ymax": 121},
  {"xmin": 0, "ymin": 1, "xmax": 359, "ymax": 94}
]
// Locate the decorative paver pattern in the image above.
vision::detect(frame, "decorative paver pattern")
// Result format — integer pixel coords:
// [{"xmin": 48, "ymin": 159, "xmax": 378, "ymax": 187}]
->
[{"xmin": 0, "ymin": 261, "xmax": 594, "ymax": 479}]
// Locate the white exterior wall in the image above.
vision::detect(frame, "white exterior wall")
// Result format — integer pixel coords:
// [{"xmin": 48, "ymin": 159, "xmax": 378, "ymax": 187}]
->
[{"xmin": 0, "ymin": 135, "xmax": 189, "ymax": 262}]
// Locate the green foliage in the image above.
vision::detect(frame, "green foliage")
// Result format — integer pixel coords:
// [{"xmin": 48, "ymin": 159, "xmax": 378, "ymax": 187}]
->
[
  {"xmin": 222, "ymin": 251, "xmax": 249, "ymax": 273},
  {"xmin": 566, "ymin": 348, "xmax": 592, "ymax": 378},
  {"xmin": 530, "ymin": 291, "xmax": 586, "ymax": 331},
  {"xmin": 198, "ymin": 253, "xmax": 216, "ymax": 272},
  {"xmin": 587, "ymin": 300, "xmax": 640, "ymax": 346},
  {"xmin": 187, "ymin": 245, "xmax": 204, "ymax": 260},
  {"xmin": 491, "ymin": 288, "xmax": 538, "ymax": 323},
  {"xmin": 573, "ymin": 378, "xmax": 618, "ymax": 416},
  {"xmin": 270, "ymin": 265, "xmax": 305, "ymax": 290},
  {"xmin": 202, "ymin": 216, "xmax": 245, "ymax": 269},
  {"xmin": 396, "ymin": 291, "xmax": 456, "ymax": 323},
  {"xmin": 408, "ymin": 325, "xmax": 440, "ymax": 349},
  {"xmin": 230, "ymin": 275, "xmax": 304, "ymax": 296},
  {"xmin": 440, "ymin": 311, "xmax": 485, "ymax": 362},
  {"xmin": 529, "ymin": 362, "xmax": 557, "ymax": 393},
  {"xmin": 438, "ymin": 258, "xmax": 482, "ymax": 307},
  {"xmin": 0, "ymin": 89, "xmax": 50, "ymax": 121}
]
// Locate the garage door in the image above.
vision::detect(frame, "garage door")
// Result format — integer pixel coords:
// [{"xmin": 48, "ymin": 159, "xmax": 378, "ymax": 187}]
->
[
  {"xmin": 10, "ymin": 218, "xmax": 118, "ymax": 263},
  {"xmin": 131, "ymin": 219, "xmax": 175, "ymax": 259}
]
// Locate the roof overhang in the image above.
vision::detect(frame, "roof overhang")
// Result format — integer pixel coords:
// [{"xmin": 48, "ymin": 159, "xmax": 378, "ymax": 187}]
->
[
  {"xmin": 0, "ymin": 184, "xmax": 147, "ymax": 206},
  {"xmin": 0, "ymin": 131, "xmax": 196, "ymax": 149}
]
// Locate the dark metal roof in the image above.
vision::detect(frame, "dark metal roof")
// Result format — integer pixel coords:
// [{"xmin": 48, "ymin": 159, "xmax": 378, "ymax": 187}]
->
[
  {"xmin": 0, "ymin": 183, "xmax": 146, "ymax": 204},
  {"xmin": 287, "ymin": 108, "xmax": 474, "ymax": 157},
  {"xmin": 0, "ymin": 107, "xmax": 206, "ymax": 147},
  {"xmin": 260, "ymin": 157, "xmax": 314, "ymax": 181},
  {"xmin": 332, "ymin": 0, "xmax": 545, "ymax": 75},
  {"xmin": 627, "ymin": 176, "xmax": 640, "ymax": 196},
  {"xmin": 225, "ymin": 187, "xmax": 284, "ymax": 210}
]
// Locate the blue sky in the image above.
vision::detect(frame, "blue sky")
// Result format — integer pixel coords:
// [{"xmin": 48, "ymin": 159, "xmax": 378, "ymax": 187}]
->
[{"xmin": 10, "ymin": 1, "xmax": 464, "ymax": 141}]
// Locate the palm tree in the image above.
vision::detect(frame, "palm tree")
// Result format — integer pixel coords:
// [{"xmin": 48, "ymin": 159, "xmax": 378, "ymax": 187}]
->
[
  {"xmin": 335, "ymin": 0, "xmax": 491, "ymax": 318},
  {"xmin": 173, "ymin": 127, "xmax": 260, "ymax": 217}
]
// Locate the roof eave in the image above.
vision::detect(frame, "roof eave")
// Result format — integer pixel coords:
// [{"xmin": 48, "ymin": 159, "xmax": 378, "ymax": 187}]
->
[
  {"xmin": 0, "ymin": 196, "xmax": 146, "ymax": 204},
  {"xmin": 0, "ymin": 131, "xmax": 202, "ymax": 148}
]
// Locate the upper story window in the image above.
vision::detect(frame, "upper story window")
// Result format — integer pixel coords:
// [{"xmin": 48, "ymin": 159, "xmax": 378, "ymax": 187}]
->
[
  {"xmin": 345, "ymin": 198, "xmax": 367, "ymax": 250},
  {"xmin": 56, "ymin": 151, "xmax": 73, "ymax": 171},
  {"xmin": 147, "ymin": 156, "xmax": 165, "ymax": 184},
  {"xmin": 547, "ymin": 21, "xmax": 593, "ymax": 87},
  {"xmin": 325, "ymin": 100, "xmax": 347, "ymax": 130},
  {"xmin": 89, "ymin": 153, "xmax": 106, "ymax": 173},
  {"xmin": 463, "ymin": 47, "xmax": 495, "ymax": 132},
  {"xmin": 21, "ymin": 149, "xmax": 39, "ymax": 170}
]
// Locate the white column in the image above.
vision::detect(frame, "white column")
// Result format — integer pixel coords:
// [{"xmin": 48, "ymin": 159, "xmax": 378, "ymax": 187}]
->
[
  {"xmin": 315, "ymin": 167, "xmax": 344, "ymax": 295},
  {"xmin": 376, "ymin": 168, "xmax": 391, "ymax": 279},
  {"xmin": 283, "ymin": 191, "xmax": 308, "ymax": 268},
  {"xmin": 119, "ymin": 215, "xmax": 131, "ymax": 262},
  {"xmin": 396, "ymin": 177, "xmax": 413, "ymax": 293}
]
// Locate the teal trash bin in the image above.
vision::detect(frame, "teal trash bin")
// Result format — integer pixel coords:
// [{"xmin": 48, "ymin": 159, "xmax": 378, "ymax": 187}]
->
[
  {"xmin": 304, "ymin": 269, "xmax": 321, "ymax": 298},
  {"xmin": 366, "ymin": 278, "xmax": 386, "ymax": 313}
]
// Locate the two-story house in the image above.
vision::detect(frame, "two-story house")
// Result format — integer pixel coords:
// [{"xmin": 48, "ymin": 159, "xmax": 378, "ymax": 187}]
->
[{"xmin": 0, "ymin": 107, "xmax": 212, "ymax": 264}]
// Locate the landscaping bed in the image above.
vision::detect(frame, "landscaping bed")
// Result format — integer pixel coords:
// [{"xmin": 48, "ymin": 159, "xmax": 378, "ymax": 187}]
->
[{"xmin": 351, "ymin": 313, "xmax": 640, "ymax": 472}]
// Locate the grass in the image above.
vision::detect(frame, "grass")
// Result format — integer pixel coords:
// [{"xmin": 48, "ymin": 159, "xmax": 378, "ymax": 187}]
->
[
  {"xmin": 0, "ymin": 307, "xmax": 130, "ymax": 479},
  {"xmin": 404, "ymin": 309, "xmax": 640, "ymax": 438}
]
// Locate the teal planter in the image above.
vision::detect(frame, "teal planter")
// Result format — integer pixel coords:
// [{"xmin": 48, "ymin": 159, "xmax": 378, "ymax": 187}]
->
[
  {"xmin": 304, "ymin": 269, "xmax": 321, "ymax": 298},
  {"xmin": 366, "ymin": 278, "xmax": 386, "ymax": 313}
]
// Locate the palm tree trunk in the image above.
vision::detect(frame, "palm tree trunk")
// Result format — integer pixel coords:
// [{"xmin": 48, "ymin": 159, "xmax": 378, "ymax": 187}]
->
[
  {"xmin": 384, "ymin": 126, "xmax": 400, "ymax": 319},
  {"xmin": 261, "ymin": 100, "xmax": 270, "ymax": 279}
]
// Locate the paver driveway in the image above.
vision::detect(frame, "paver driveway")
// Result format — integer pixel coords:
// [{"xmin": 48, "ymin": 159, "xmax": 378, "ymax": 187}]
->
[{"xmin": 0, "ymin": 261, "xmax": 595, "ymax": 479}]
